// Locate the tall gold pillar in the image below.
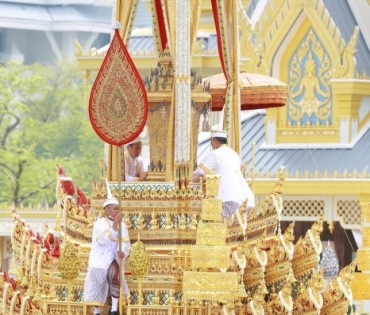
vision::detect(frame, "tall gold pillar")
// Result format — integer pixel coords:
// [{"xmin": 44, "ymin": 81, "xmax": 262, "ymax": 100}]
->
[
  {"xmin": 83, "ymin": 70, "xmax": 90, "ymax": 112},
  {"xmin": 352, "ymin": 193, "xmax": 370, "ymax": 299},
  {"xmin": 0, "ymin": 237, "xmax": 2, "ymax": 271}
]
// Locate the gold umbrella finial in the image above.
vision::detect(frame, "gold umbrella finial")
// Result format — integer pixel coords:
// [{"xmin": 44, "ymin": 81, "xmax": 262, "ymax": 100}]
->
[
  {"xmin": 58, "ymin": 240, "xmax": 80, "ymax": 315},
  {"xmin": 129, "ymin": 235, "xmax": 149, "ymax": 315}
]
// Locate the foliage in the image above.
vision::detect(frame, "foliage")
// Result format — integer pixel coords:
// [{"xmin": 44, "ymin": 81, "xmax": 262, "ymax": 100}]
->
[{"xmin": 0, "ymin": 60, "xmax": 103, "ymax": 207}]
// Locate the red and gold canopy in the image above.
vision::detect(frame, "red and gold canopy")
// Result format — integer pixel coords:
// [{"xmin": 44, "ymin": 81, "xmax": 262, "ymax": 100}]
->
[{"xmin": 204, "ymin": 72, "xmax": 289, "ymax": 112}]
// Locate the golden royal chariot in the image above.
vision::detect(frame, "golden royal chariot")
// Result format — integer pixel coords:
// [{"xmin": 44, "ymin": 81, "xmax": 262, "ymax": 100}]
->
[{"xmin": 0, "ymin": 0, "xmax": 360, "ymax": 314}]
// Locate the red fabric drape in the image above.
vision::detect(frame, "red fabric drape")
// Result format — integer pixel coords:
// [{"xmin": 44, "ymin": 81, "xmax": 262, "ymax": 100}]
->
[
  {"xmin": 211, "ymin": 0, "xmax": 227, "ymax": 78},
  {"xmin": 154, "ymin": 0, "xmax": 168, "ymax": 51}
]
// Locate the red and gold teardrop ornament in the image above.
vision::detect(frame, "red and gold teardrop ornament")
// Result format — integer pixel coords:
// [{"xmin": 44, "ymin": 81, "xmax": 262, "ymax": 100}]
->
[{"xmin": 89, "ymin": 29, "xmax": 148, "ymax": 146}]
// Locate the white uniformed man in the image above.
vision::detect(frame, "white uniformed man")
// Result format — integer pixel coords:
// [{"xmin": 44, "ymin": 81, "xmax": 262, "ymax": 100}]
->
[
  {"xmin": 124, "ymin": 137, "xmax": 148, "ymax": 181},
  {"xmin": 193, "ymin": 130, "xmax": 255, "ymax": 218},
  {"xmin": 84, "ymin": 181, "xmax": 131, "ymax": 315}
]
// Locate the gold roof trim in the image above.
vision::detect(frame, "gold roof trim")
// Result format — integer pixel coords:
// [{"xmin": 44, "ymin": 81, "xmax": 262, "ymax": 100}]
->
[{"xmin": 255, "ymin": 0, "xmax": 347, "ymax": 68}]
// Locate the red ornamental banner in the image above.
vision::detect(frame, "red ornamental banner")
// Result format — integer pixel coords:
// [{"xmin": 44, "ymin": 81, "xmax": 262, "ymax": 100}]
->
[
  {"xmin": 154, "ymin": 0, "xmax": 168, "ymax": 51},
  {"xmin": 211, "ymin": 0, "xmax": 233, "ymax": 80},
  {"xmin": 89, "ymin": 29, "xmax": 148, "ymax": 146}
]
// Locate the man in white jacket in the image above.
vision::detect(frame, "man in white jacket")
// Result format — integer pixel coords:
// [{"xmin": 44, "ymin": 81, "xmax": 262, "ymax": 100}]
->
[
  {"xmin": 124, "ymin": 137, "xmax": 148, "ymax": 181},
  {"xmin": 84, "ymin": 185, "xmax": 131, "ymax": 315},
  {"xmin": 193, "ymin": 130, "xmax": 255, "ymax": 219}
]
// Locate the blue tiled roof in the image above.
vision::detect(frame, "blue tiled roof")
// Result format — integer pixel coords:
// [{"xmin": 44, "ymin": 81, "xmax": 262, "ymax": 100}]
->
[
  {"xmin": 0, "ymin": 2, "xmax": 54, "ymax": 23},
  {"xmin": 207, "ymin": 34, "xmax": 218, "ymax": 51},
  {"xmin": 47, "ymin": 5, "xmax": 112, "ymax": 24},
  {"xmin": 0, "ymin": 2, "xmax": 112, "ymax": 26},
  {"xmin": 246, "ymin": 0, "xmax": 260, "ymax": 19},
  {"xmin": 128, "ymin": 32, "xmax": 219, "ymax": 53},
  {"xmin": 198, "ymin": 112, "xmax": 370, "ymax": 176},
  {"xmin": 247, "ymin": 0, "xmax": 259, "ymax": 18},
  {"xmin": 129, "ymin": 36, "xmax": 154, "ymax": 51},
  {"xmin": 0, "ymin": 0, "xmax": 151, "ymax": 31}
]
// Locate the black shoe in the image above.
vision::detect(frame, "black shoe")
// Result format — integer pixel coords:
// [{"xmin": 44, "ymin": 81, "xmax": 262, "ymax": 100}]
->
[{"xmin": 108, "ymin": 310, "xmax": 118, "ymax": 315}]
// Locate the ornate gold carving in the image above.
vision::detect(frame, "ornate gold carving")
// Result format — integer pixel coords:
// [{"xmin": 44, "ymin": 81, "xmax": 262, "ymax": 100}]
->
[
  {"xmin": 190, "ymin": 245, "xmax": 230, "ymax": 269},
  {"xmin": 289, "ymin": 30, "xmax": 332, "ymax": 125},
  {"xmin": 205, "ymin": 173, "xmax": 221, "ymax": 197},
  {"xmin": 245, "ymin": 167, "xmax": 370, "ymax": 179},
  {"xmin": 356, "ymin": 70, "xmax": 370, "ymax": 79},
  {"xmin": 75, "ymin": 39, "xmax": 84, "ymax": 57},
  {"xmin": 333, "ymin": 27, "xmax": 359, "ymax": 78},
  {"xmin": 336, "ymin": 200, "xmax": 361, "ymax": 226},
  {"xmin": 266, "ymin": 271, "xmax": 295, "ymax": 315},
  {"xmin": 244, "ymin": 231, "xmax": 268, "ymax": 291},
  {"xmin": 144, "ymin": 48, "xmax": 210, "ymax": 182},
  {"xmin": 58, "ymin": 240, "xmax": 80, "ymax": 314},
  {"xmin": 294, "ymin": 268, "xmax": 325, "ymax": 314},
  {"xmin": 144, "ymin": 49, "xmax": 174, "ymax": 181},
  {"xmin": 201, "ymin": 198, "xmax": 222, "ymax": 221},
  {"xmin": 351, "ymin": 272, "xmax": 370, "ymax": 300},
  {"xmin": 265, "ymin": 223, "xmax": 295, "ymax": 286},
  {"xmin": 12, "ymin": 0, "xmax": 366, "ymax": 312},
  {"xmin": 292, "ymin": 218, "xmax": 323, "ymax": 278},
  {"xmin": 183, "ymin": 271, "xmax": 239, "ymax": 301},
  {"xmin": 237, "ymin": 0, "xmax": 268, "ymax": 75},
  {"xmin": 362, "ymin": 226, "xmax": 370, "ymax": 247},
  {"xmin": 129, "ymin": 235, "xmax": 150, "ymax": 278},
  {"xmin": 357, "ymin": 248, "xmax": 370, "ymax": 271},
  {"xmin": 59, "ymin": 241, "xmax": 80, "ymax": 280},
  {"xmin": 247, "ymin": 281, "xmax": 269, "ymax": 315},
  {"xmin": 282, "ymin": 199, "xmax": 325, "ymax": 217},
  {"xmin": 196, "ymin": 221, "xmax": 226, "ymax": 246},
  {"xmin": 257, "ymin": 0, "xmax": 346, "ymax": 65},
  {"xmin": 290, "ymin": 0, "xmax": 315, "ymax": 7},
  {"xmin": 322, "ymin": 261, "xmax": 356, "ymax": 315},
  {"xmin": 9, "ymin": 174, "xmax": 356, "ymax": 315}
]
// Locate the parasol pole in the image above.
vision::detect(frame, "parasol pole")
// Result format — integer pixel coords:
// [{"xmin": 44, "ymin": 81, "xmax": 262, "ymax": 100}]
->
[
  {"xmin": 252, "ymin": 142, "xmax": 256, "ymax": 193},
  {"xmin": 89, "ymin": 2, "xmax": 147, "ymax": 314},
  {"xmin": 231, "ymin": 0, "xmax": 241, "ymax": 155},
  {"xmin": 117, "ymin": 145, "xmax": 124, "ymax": 315},
  {"xmin": 138, "ymin": 277, "xmax": 143, "ymax": 315}
]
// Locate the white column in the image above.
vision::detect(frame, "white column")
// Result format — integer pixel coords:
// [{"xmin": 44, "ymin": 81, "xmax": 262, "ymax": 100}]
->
[
  {"xmin": 83, "ymin": 32, "xmax": 100, "ymax": 52},
  {"xmin": 351, "ymin": 118, "xmax": 358, "ymax": 141},
  {"xmin": 266, "ymin": 118, "xmax": 276, "ymax": 144},
  {"xmin": 61, "ymin": 31, "xmax": 78, "ymax": 57},
  {"xmin": 174, "ymin": 0, "xmax": 191, "ymax": 163},
  {"xmin": 339, "ymin": 117, "xmax": 349, "ymax": 143},
  {"xmin": 44, "ymin": 31, "xmax": 62, "ymax": 61}
]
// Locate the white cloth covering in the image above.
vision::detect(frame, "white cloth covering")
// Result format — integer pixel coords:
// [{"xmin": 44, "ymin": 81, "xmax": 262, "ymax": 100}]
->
[
  {"xmin": 124, "ymin": 151, "xmax": 147, "ymax": 181},
  {"xmin": 193, "ymin": 145, "xmax": 255, "ymax": 212},
  {"xmin": 84, "ymin": 217, "xmax": 131, "ymax": 304}
]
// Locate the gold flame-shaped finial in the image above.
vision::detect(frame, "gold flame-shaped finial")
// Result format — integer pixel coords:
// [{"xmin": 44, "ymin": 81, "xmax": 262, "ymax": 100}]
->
[
  {"xmin": 129, "ymin": 234, "xmax": 149, "ymax": 278},
  {"xmin": 205, "ymin": 172, "xmax": 221, "ymax": 197},
  {"xmin": 58, "ymin": 241, "xmax": 80, "ymax": 280}
]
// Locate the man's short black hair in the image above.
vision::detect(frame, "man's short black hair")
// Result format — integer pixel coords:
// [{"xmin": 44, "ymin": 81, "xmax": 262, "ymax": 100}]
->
[{"xmin": 212, "ymin": 137, "xmax": 227, "ymax": 144}]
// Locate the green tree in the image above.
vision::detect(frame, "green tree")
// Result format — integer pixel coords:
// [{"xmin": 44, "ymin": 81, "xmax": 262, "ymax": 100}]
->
[{"xmin": 0, "ymin": 61, "xmax": 103, "ymax": 207}]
